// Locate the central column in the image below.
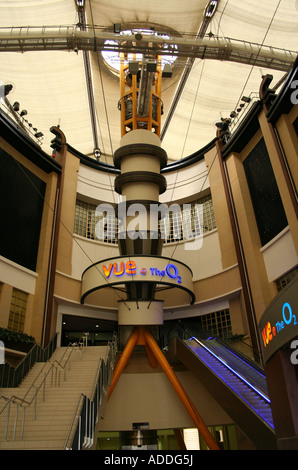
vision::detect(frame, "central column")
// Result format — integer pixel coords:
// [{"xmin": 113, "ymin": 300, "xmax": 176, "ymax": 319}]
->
[{"xmin": 113, "ymin": 129, "xmax": 168, "ymax": 326}]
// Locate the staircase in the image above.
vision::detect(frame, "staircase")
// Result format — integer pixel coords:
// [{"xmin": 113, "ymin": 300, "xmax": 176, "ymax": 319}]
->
[{"xmin": 0, "ymin": 344, "xmax": 112, "ymax": 450}]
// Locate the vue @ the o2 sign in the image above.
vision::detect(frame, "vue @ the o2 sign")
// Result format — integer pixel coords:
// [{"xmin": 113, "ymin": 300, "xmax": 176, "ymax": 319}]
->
[
  {"xmin": 259, "ymin": 277, "xmax": 298, "ymax": 364},
  {"xmin": 81, "ymin": 255, "xmax": 195, "ymax": 305}
]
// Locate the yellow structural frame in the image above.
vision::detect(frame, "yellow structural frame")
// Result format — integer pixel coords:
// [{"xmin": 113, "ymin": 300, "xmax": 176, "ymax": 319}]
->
[{"xmin": 119, "ymin": 53, "xmax": 162, "ymax": 137}]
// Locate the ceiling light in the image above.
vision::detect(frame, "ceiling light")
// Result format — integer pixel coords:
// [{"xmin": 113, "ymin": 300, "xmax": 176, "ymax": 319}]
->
[
  {"xmin": 20, "ymin": 110, "xmax": 27, "ymax": 116},
  {"xmin": 205, "ymin": 0, "xmax": 218, "ymax": 18},
  {"xmin": 35, "ymin": 132, "xmax": 43, "ymax": 138},
  {"xmin": 241, "ymin": 96, "xmax": 251, "ymax": 103}
]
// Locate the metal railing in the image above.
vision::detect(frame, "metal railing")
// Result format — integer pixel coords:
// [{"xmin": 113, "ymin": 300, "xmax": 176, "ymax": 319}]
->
[
  {"xmin": 64, "ymin": 334, "xmax": 117, "ymax": 450},
  {"xmin": 0, "ymin": 338, "xmax": 86, "ymax": 441},
  {"xmin": 0, "ymin": 333, "xmax": 58, "ymax": 388}
]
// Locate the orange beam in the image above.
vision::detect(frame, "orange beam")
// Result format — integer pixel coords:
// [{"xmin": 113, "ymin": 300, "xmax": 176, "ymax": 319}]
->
[
  {"xmin": 108, "ymin": 326, "xmax": 219, "ymax": 450},
  {"xmin": 108, "ymin": 327, "xmax": 140, "ymax": 400},
  {"xmin": 142, "ymin": 327, "xmax": 220, "ymax": 450}
]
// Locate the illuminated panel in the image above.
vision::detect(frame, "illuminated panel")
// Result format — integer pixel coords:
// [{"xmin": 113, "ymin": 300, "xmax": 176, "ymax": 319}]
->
[
  {"xmin": 259, "ymin": 277, "xmax": 298, "ymax": 364},
  {"xmin": 81, "ymin": 255, "xmax": 195, "ymax": 305}
]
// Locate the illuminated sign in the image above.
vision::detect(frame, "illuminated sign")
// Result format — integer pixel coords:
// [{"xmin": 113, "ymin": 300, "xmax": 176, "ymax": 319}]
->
[
  {"xmin": 102, "ymin": 260, "xmax": 182, "ymax": 284},
  {"xmin": 259, "ymin": 277, "xmax": 298, "ymax": 364},
  {"xmin": 81, "ymin": 255, "xmax": 195, "ymax": 305}
]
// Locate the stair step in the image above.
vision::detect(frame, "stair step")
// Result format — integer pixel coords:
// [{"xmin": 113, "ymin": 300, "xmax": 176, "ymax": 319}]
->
[{"xmin": 0, "ymin": 345, "xmax": 113, "ymax": 450}]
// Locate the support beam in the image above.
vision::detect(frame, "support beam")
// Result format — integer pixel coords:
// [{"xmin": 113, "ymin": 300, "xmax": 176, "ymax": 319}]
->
[
  {"xmin": 0, "ymin": 27, "xmax": 295, "ymax": 72},
  {"xmin": 107, "ymin": 326, "xmax": 220, "ymax": 451}
]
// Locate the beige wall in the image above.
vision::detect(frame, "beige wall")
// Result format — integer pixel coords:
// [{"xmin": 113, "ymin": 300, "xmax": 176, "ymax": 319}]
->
[
  {"xmin": 99, "ymin": 363, "xmax": 233, "ymax": 432},
  {"xmin": 2, "ymin": 92, "xmax": 297, "ymax": 345}
]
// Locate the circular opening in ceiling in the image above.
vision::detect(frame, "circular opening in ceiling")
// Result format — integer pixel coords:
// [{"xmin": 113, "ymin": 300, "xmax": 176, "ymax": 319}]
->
[{"xmin": 101, "ymin": 25, "xmax": 178, "ymax": 75}]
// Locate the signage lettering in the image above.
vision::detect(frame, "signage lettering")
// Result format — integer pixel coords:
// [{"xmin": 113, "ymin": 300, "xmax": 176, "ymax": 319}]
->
[
  {"xmin": 102, "ymin": 260, "xmax": 182, "ymax": 283},
  {"xmin": 261, "ymin": 301, "xmax": 297, "ymax": 349},
  {"xmin": 103, "ymin": 261, "xmax": 137, "ymax": 278}
]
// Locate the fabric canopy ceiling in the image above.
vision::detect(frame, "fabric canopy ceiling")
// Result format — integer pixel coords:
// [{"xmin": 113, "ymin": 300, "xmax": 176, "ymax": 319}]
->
[{"xmin": 0, "ymin": 0, "xmax": 297, "ymax": 161}]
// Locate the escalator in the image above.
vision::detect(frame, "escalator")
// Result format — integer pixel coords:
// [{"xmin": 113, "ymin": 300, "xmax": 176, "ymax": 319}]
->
[{"xmin": 175, "ymin": 336, "xmax": 277, "ymax": 449}]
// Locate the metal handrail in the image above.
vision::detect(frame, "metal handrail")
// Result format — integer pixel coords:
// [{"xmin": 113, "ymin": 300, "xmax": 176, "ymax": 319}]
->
[
  {"xmin": 64, "ymin": 334, "xmax": 117, "ymax": 450},
  {"xmin": 0, "ymin": 332, "xmax": 58, "ymax": 388},
  {"xmin": 0, "ymin": 338, "xmax": 86, "ymax": 441}
]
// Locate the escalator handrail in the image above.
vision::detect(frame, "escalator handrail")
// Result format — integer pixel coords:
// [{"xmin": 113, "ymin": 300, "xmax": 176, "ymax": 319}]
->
[
  {"xmin": 202, "ymin": 338, "xmax": 267, "ymax": 388},
  {"xmin": 215, "ymin": 336, "xmax": 264, "ymax": 373},
  {"xmin": 188, "ymin": 337, "xmax": 270, "ymax": 404}
]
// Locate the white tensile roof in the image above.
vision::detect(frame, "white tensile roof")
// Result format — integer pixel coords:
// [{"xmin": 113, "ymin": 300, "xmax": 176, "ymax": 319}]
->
[{"xmin": 0, "ymin": 0, "xmax": 297, "ymax": 161}]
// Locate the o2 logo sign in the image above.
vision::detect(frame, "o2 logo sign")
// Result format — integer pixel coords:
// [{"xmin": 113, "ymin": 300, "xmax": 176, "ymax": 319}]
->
[{"xmin": 261, "ymin": 301, "xmax": 298, "ymax": 365}]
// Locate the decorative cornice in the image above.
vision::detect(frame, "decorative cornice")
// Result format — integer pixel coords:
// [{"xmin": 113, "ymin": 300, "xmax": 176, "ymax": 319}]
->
[
  {"xmin": 113, "ymin": 143, "xmax": 168, "ymax": 169},
  {"xmin": 0, "ymin": 110, "xmax": 61, "ymax": 174},
  {"xmin": 114, "ymin": 171, "xmax": 167, "ymax": 194}
]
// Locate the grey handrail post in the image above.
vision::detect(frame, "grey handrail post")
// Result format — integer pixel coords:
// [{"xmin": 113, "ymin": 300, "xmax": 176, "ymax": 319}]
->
[
  {"xmin": 4, "ymin": 400, "xmax": 11, "ymax": 440},
  {"xmin": 13, "ymin": 403, "xmax": 19, "ymax": 440},
  {"xmin": 20, "ymin": 406, "xmax": 26, "ymax": 440}
]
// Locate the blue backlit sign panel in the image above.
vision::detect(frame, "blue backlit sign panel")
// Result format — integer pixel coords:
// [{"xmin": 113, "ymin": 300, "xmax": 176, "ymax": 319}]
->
[{"xmin": 259, "ymin": 277, "xmax": 298, "ymax": 364}]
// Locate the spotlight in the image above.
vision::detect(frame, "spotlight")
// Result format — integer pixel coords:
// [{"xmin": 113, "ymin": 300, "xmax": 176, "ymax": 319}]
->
[
  {"xmin": 215, "ymin": 119, "xmax": 230, "ymax": 132},
  {"xmin": 135, "ymin": 32, "xmax": 143, "ymax": 41},
  {"xmin": 129, "ymin": 61, "xmax": 139, "ymax": 75},
  {"xmin": 162, "ymin": 64, "xmax": 173, "ymax": 78},
  {"xmin": 35, "ymin": 132, "xmax": 43, "ymax": 138},
  {"xmin": 4, "ymin": 84, "xmax": 13, "ymax": 96},
  {"xmin": 20, "ymin": 110, "xmax": 28, "ymax": 117},
  {"xmin": 13, "ymin": 101, "xmax": 20, "ymax": 111},
  {"xmin": 94, "ymin": 148, "xmax": 101, "ymax": 159},
  {"xmin": 230, "ymin": 111, "xmax": 237, "ymax": 118}
]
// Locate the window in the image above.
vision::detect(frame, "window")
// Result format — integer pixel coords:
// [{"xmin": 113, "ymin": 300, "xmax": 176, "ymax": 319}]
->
[
  {"xmin": 74, "ymin": 200, "xmax": 118, "ymax": 244},
  {"xmin": 8, "ymin": 288, "xmax": 28, "ymax": 333},
  {"xmin": 161, "ymin": 193, "xmax": 216, "ymax": 244},
  {"xmin": 276, "ymin": 267, "xmax": 298, "ymax": 292},
  {"xmin": 243, "ymin": 138, "xmax": 288, "ymax": 246},
  {"xmin": 199, "ymin": 309, "xmax": 232, "ymax": 339},
  {"xmin": 74, "ymin": 195, "xmax": 216, "ymax": 245}
]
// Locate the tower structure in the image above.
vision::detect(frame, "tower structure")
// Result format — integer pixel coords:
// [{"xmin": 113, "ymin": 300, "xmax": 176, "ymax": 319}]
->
[{"xmin": 81, "ymin": 53, "xmax": 219, "ymax": 450}]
